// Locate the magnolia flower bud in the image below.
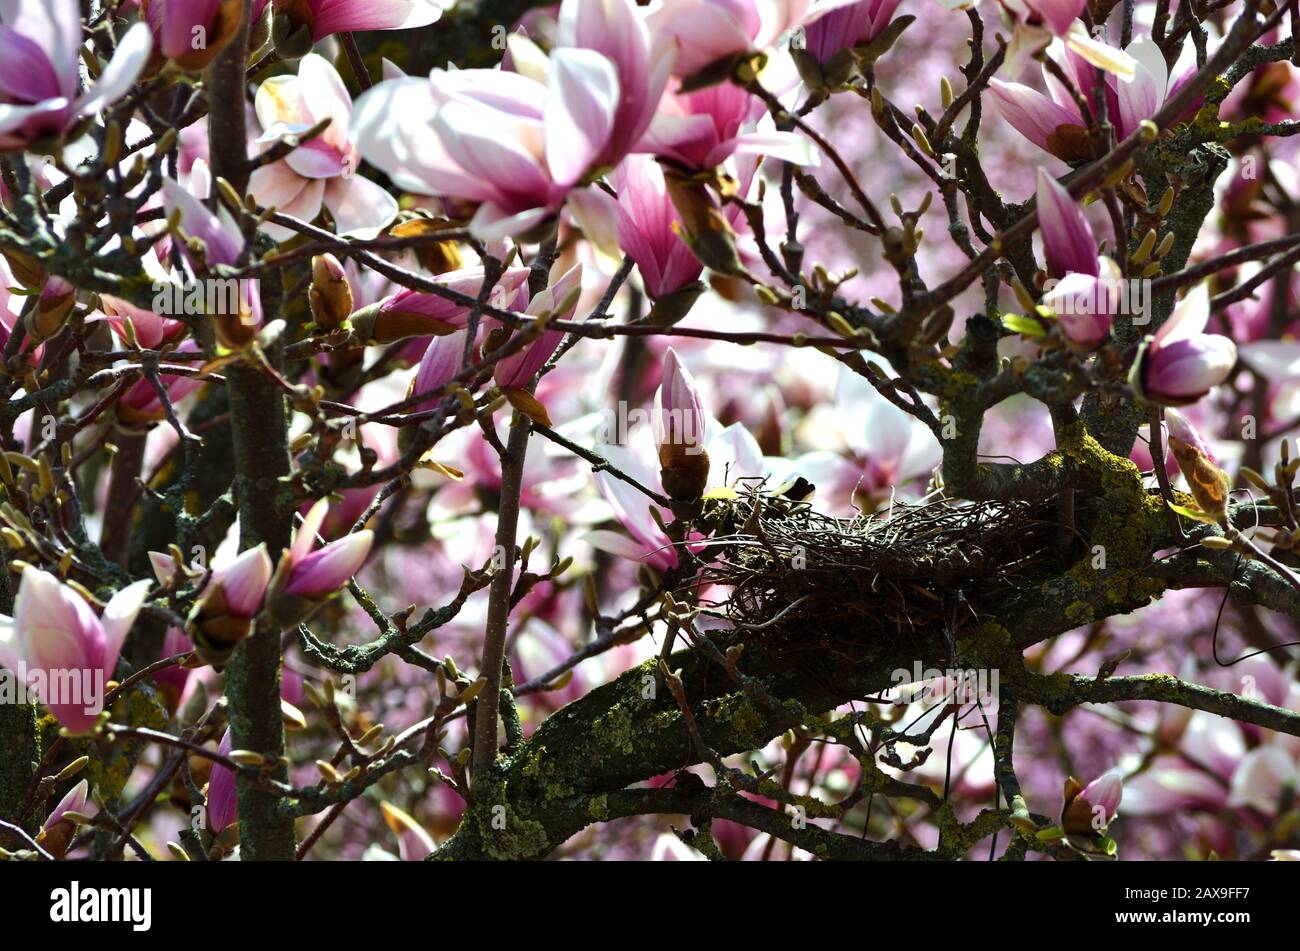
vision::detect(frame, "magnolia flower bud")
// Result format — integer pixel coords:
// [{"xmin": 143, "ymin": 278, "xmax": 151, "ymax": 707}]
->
[
  {"xmin": 380, "ymin": 801, "xmax": 435, "ymax": 861},
  {"xmin": 663, "ymin": 172, "xmax": 745, "ymax": 277},
  {"xmin": 36, "ymin": 779, "xmax": 90, "ymax": 859},
  {"xmin": 187, "ymin": 544, "xmax": 273, "ymax": 670},
  {"xmin": 2, "ymin": 248, "xmax": 45, "ymax": 288},
  {"xmin": 1062, "ymin": 768, "xmax": 1123, "ymax": 838},
  {"xmin": 265, "ymin": 500, "xmax": 374, "ymax": 627},
  {"xmin": 1130, "ymin": 284, "xmax": 1237, "ymax": 406},
  {"xmin": 205, "ymin": 730, "xmax": 238, "ymax": 833},
  {"xmin": 1040, "ymin": 257, "xmax": 1119, "ymax": 350},
  {"xmin": 309, "ymin": 253, "xmax": 353, "ymax": 331},
  {"xmin": 1036, "ymin": 168, "xmax": 1099, "ymax": 280},
  {"xmin": 143, "ymin": 0, "xmax": 246, "ymax": 72},
  {"xmin": 1164, "ymin": 409, "xmax": 1229, "ymax": 522},
  {"xmin": 27, "ymin": 277, "xmax": 76, "ymax": 342},
  {"xmin": 2, "ymin": 568, "xmax": 152, "ymax": 734},
  {"xmin": 655, "ymin": 348, "xmax": 710, "ymax": 500},
  {"xmin": 357, "ymin": 267, "xmax": 529, "ymax": 344},
  {"xmin": 154, "ymin": 626, "xmax": 195, "ymax": 715}
]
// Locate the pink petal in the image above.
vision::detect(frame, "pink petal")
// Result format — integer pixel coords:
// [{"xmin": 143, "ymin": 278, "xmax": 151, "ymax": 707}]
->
[
  {"xmin": 311, "ymin": 0, "xmax": 446, "ymax": 39},
  {"xmin": 215, "ymin": 544, "xmax": 273, "ymax": 618},
  {"xmin": 545, "ymin": 48, "xmax": 620, "ymax": 187},
  {"xmin": 988, "ymin": 78, "xmax": 1082, "ymax": 153},
  {"xmin": 13, "ymin": 567, "xmax": 100, "ymax": 673},
  {"xmin": 206, "ymin": 730, "xmax": 238, "ymax": 832},
  {"xmin": 1035, "ymin": 167, "xmax": 1098, "ymax": 278},
  {"xmin": 284, "ymin": 531, "xmax": 374, "ymax": 597},
  {"xmin": 322, "ymin": 174, "xmax": 399, "ymax": 238}
]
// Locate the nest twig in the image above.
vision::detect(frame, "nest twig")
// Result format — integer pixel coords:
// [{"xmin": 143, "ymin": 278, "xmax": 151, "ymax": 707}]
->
[{"xmin": 685, "ymin": 485, "xmax": 1063, "ymax": 664}]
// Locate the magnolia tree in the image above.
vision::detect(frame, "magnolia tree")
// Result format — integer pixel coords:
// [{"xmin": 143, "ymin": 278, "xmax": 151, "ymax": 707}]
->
[{"xmin": 0, "ymin": 0, "xmax": 1299, "ymax": 865}]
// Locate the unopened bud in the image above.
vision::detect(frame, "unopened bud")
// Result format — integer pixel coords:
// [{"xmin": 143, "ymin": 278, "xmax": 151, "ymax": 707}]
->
[
  {"xmin": 1199, "ymin": 535, "xmax": 1234, "ymax": 550},
  {"xmin": 309, "ymin": 253, "xmax": 353, "ymax": 331},
  {"xmin": 1130, "ymin": 229, "xmax": 1157, "ymax": 266},
  {"xmin": 1156, "ymin": 187, "xmax": 1175, "ymax": 217},
  {"xmin": 28, "ymin": 277, "xmax": 75, "ymax": 341}
]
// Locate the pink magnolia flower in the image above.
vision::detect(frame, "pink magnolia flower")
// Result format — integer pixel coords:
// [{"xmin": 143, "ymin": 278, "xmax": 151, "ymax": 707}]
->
[
  {"xmin": 43, "ymin": 778, "xmax": 89, "ymax": 831},
  {"xmin": 1132, "ymin": 283, "xmax": 1238, "ymax": 406},
  {"xmin": 1227, "ymin": 747, "xmax": 1298, "ymax": 814},
  {"xmin": 355, "ymin": 0, "xmax": 661, "ymax": 239},
  {"xmin": 143, "ymin": 0, "xmax": 245, "ymax": 71},
  {"xmin": 206, "ymin": 729, "xmax": 237, "ymax": 833},
  {"xmin": 162, "ymin": 178, "xmax": 263, "ymax": 344},
  {"xmin": 0, "ymin": 567, "xmax": 152, "ymax": 734},
  {"xmin": 654, "ymin": 345, "xmax": 713, "ymax": 499},
  {"xmin": 250, "ymin": 0, "xmax": 447, "ymax": 44},
  {"xmin": 494, "ymin": 263, "xmax": 583, "ymax": 390},
  {"xmin": 782, "ymin": 367, "xmax": 940, "ymax": 513},
  {"xmin": 800, "ymin": 0, "xmax": 903, "ymax": 64},
  {"xmin": 611, "ymin": 156, "xmax": 704, "ymax": 299},
  {"xmin": 249, "ymin": 53, "xmax": 398, "ymax": 240},
  {"xmin": 1035, "ymin": 167, "xmax": 1098, "ymax": 279},
  {"xmin": 655, "ymin": 347, "xmax": 707, "ymax": 458},
  {"xmin": 1124, "ymin": 756, "xmax": 1229, "ymax": 815},
  {"xmin": 987, "ymin": 76, "xmax": 1086, "ymax": 162},
  {"xmin": 409, "ymin": 330, "xmax": 471, "ymax": 411},
  {"xmin": 278, "ymin": 499, "xmax": 375, "ymax": 599},
  {"xmin": 590, "ymin": 444, "xmax": 678, "ymax": 571},
  {"xmin": 359, "ymin": 61, "xmax": 610, "ymax": 239},
  {"xmin": 154, "ymin": 626, "xmax": 194, "ymax": 715},
  {"xmin": 648, "ymin": 0, "xmax": 859, "ymax": 78},
  {"xmin": 373, "ymin": 266, "xmax": 531, "ymax": 342},
  {"xmin": 551, "ymin": 0, "xmax": 675, "ymax": 166},
  {"xmin": 206, "ymin": 544, "xmax": 275, "ymax": 617},
  {"xmin": 1041, "ymin": 262, "xmax": 1118, "ymax": 350},
  {"xmin": 999, "ymin": 0, "xmax": 1081, "ymax": 37},
  {"xmin": 0, "ymin": 0, "xmax": 153, "ymax": 151},
  {"xmin": 991, "ymin": 36, "xmax": 1189, "ymax": 160},
  {"xmin": 1077, "ymin": 767, "xmax": 1123, "ymax": 823},
  {"xmin": 993, "ymin": 0, "xmax": 1137, "ymax": 79},
  {"xmin": 99, "ymin": 287, "xmax": 187, "ymax": 350},
  {"xmin": 1110, "ymin": 35, "xmax": 1201, "ymax": 139},
  {"xmin": 1061, "ymin": 766, "xmax": 1124, "ymax": 838},
  {"xmin": 590, "ymin": 415, "xmax": 762, "ymax": 569},
  {"xmin": 118, "ymin": 339, "xmax": 205, "ymax": 427},
  {"xmin": 642, "ymin": 80, "xmax": 819, "ymax": 170},
  {"xmin": 37, "ymin": 778, "xmax": 89, "ymax": 858},
  {"xmin": 179, "ymin": 541, "xmax": 274, "ymax": 668}
]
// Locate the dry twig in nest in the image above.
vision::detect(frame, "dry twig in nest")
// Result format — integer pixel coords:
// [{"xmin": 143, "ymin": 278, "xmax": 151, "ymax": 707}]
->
[{"xmin": 687, "ymin": 485, "xmax": 1064, "ymax": 664}]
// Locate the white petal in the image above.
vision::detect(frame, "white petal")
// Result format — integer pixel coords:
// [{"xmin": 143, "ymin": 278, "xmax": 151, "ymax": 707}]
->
[
  {"xmin": 467, "ymin": 202, "xmax": 553, "ymax": 242},
  {"xmin": 1154, "ymin": 282, "xmax": 1210, "ymax": 347},
  {"xmin": 1064, "ymin": 28, "xmax": 1136, "ymax": 83},
  {"xmin": 352, "ymin": 77, "xmax": 471, "ymax": 196},
  {"xmin": 730, "ymin": 131, "xmax": 820, "ymax": 166},
  {"xmin": 323, "ymin": 175, "xmax": 399, "ymax": 239},
  {"xmin": 545, "ymin": 48, "xmax": 620, "ymax": 187},
  {"xmin": 100, "ymin": 579, "xmax": 153, "ymax": 672},
  {"xmin": 75, "ymin": 22, "xmax": 152, "ymax": 118}
]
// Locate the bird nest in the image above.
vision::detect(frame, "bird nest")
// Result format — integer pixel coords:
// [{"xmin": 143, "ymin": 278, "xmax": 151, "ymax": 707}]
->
[{"xmin": 689, "ymin": 486, "xmax": 1064, "ymax": 665}]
